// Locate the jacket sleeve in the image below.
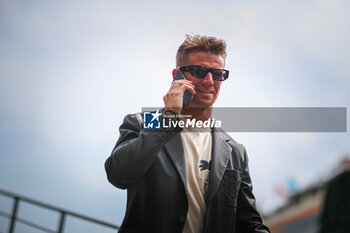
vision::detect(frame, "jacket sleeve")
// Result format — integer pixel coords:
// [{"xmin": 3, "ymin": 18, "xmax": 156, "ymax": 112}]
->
[
  {"xmin": 235, "ymin": 147, "xmax": 270, "ymax": 233},
  {"xmin": 105, "ymin": 113, "xmax": 179, "ymax": 189}
]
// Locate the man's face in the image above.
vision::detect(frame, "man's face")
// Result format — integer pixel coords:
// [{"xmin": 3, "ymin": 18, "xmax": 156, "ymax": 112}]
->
[{"xmin": 178, "ymin": 51, "xmax": 225, "ymax": 108}]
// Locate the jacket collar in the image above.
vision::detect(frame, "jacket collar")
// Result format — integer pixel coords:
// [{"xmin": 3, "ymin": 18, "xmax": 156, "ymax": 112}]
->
[
  {"xmin": 205, "ymin": 127, "xmax": 232, "ymax": 206},
  {"xmin": 163, "ymin": 127, "xmax": 232, "ymax": 206},
  {"xmin": 164, "ymin": 132, "xmax": 188, "ymax": 193}
]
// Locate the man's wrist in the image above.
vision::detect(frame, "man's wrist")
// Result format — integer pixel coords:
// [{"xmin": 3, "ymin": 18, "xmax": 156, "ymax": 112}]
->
[
  {"xmin": 163, "ymin": 109, "xmax": 180, "ymax": 121},
  {"xmin": 164, "ymin": 109, "xmax": 178, "ymax": 116}
]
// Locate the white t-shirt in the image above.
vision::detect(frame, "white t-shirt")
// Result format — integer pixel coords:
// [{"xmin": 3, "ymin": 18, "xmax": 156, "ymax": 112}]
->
[{"xmin": 180, "ymin": 128, "xmax": 212, "ymax": 233}]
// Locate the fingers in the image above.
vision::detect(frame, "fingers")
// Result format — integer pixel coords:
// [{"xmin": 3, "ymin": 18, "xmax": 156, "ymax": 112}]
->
[
  {"xmin": 163, "ymin": 80, "xmax": 196, "ymax": 112},
  {"xmin": 171, "ymin": 80, "xmax": 196, "ymax": 95}
]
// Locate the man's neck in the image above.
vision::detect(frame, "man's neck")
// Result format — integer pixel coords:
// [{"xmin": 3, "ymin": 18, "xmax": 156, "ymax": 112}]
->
[{"xmin": 181, "ymin": 107, "xmax": 213, "ymax": 121}]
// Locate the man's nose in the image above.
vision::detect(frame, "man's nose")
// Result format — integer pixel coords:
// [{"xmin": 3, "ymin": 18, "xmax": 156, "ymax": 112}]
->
[{"xmin": 202, "ymin": 72, "xmax": 214, "ymax": 85}]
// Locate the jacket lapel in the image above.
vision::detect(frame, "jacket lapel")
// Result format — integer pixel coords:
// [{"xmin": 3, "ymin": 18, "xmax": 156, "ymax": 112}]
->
[
  {"xmin": 163, "ymin": 128, "xmax": 232, "ymax": 205},
  {"xmin": 163, "ymin": 132, "xmax": 188, "ymax": 193},
  {"xmin": 205, "ymin": 127, "xmax": 232, "ymax": 206}
]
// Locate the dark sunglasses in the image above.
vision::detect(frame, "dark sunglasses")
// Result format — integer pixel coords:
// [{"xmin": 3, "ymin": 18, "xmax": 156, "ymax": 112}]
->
[{"xmin": 178, "ymin": 65, "xmax": 229, "ymax": 81}]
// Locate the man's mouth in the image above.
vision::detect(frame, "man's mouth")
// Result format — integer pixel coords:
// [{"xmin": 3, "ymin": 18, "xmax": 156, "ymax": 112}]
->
[{"xmin": 196, "ymin": 89, "xmax": 213, "ymax": 94}]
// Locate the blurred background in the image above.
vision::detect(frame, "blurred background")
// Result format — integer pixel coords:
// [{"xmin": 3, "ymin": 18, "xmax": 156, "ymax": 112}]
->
[{"xmin": 0, "ymin": 0, "xmax": 349, "ymax": 232}]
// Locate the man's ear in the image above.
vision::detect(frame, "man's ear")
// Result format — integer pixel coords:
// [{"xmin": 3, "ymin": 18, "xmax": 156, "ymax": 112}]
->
[{"xmin": 172, "ymin": 69, "xmax": 178, "ymax": 79}]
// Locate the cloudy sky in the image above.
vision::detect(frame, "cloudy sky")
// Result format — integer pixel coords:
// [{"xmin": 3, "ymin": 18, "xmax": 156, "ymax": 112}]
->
[{"xmin": 1, "ymin": 0, "xmax": 349, "ymax": 232}]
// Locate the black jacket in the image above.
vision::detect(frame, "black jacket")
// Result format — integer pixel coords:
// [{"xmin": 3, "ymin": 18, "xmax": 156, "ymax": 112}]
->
[
  {"xmin": 319, "ymin": 170, "xmax": 350, "ymax": 233},
  {"xmin": 105, "ymin": 113, "xmax": 270, "ymax": 233}
]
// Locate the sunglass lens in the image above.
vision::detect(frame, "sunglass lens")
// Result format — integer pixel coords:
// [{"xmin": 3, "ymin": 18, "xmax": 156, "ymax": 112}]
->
[
  {"xmin": 222, "ymin": 70, "xmax": 229, "ymax": 80},
  {"xmin": 211, "ymin": 70, "xmax": 224, "ymax": 81},
  {"xmin": 190, "ymin": 66, "xmax": 207, "ymax": 79}
]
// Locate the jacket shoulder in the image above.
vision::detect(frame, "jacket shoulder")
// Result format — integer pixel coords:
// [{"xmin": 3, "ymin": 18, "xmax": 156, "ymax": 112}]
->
[
  {"xmin": 214, "ymin": 127, "xmax": 245, "ymax": 151},
  {"xmin": 120, "ymin": 112, "xmax": 143, "ymax": 131},
  {"xmin": 214, "ymin": 127, "xmax": 247, "ymax": 164}
]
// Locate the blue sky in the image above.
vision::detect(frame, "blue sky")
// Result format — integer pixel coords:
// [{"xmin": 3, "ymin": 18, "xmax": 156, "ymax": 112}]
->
[{"xmin": 1, "ymin": 0, "xmax": 349, "ymax": 231}]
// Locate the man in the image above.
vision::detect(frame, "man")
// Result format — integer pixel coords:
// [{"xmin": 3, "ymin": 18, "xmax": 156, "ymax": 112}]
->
[{"xmin": 105, "ymin": 35, "xmax": 270, "ymax": 233}]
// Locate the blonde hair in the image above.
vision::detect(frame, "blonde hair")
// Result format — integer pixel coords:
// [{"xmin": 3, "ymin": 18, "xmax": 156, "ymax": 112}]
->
[{"xmin": 176, "ymin": 34, "xmax": 227, "ymax": 67}]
